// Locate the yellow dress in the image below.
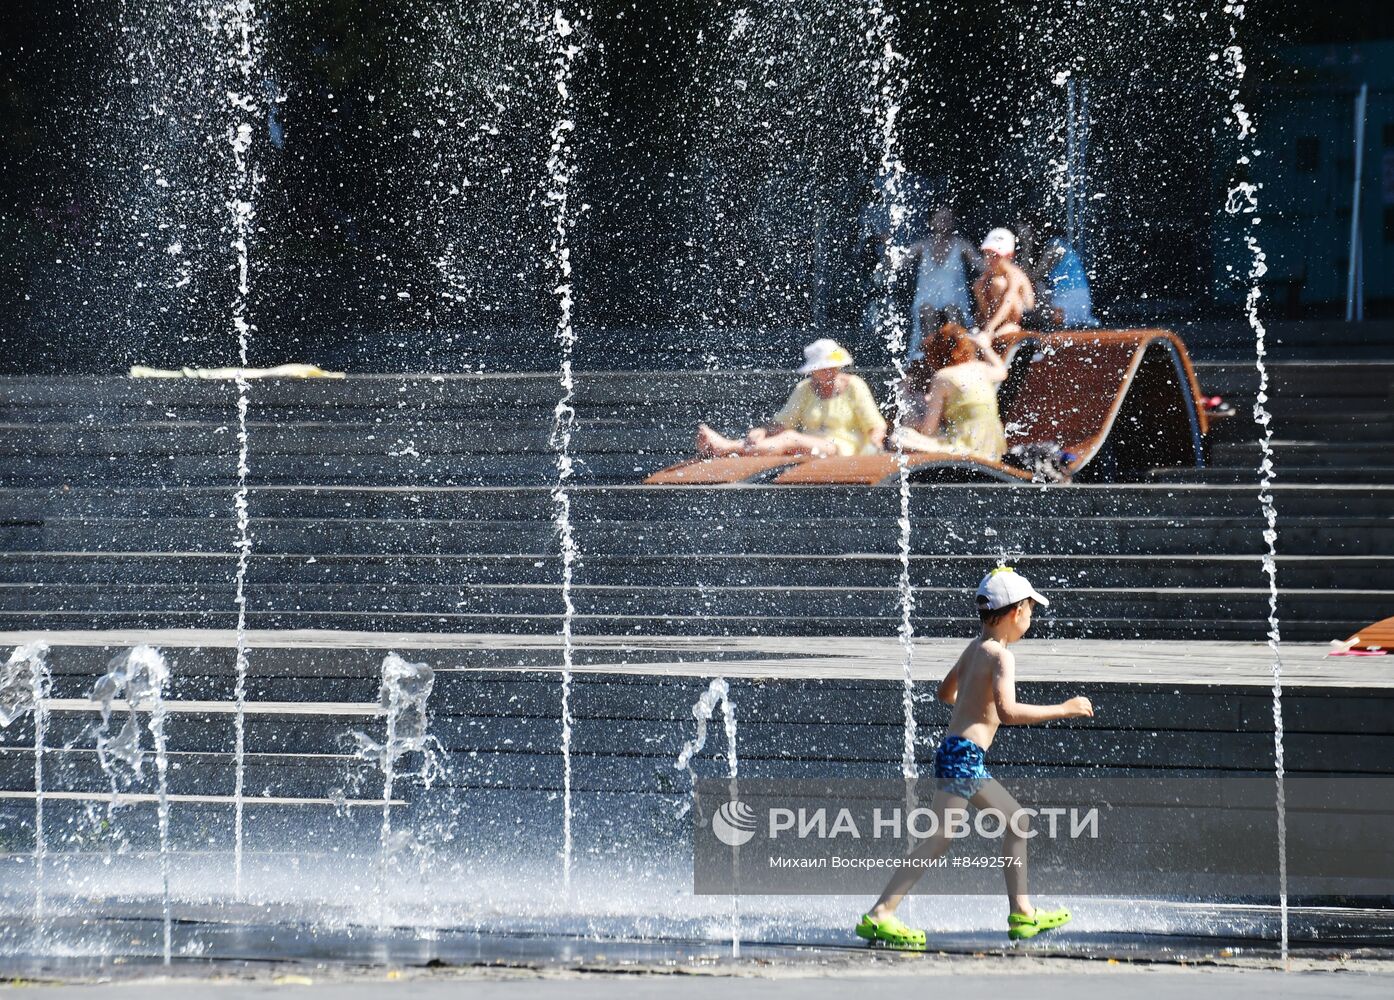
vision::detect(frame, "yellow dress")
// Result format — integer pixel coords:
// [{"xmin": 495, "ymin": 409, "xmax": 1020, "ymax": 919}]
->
[
  {"xmin": 938, "ymin": 370, "xmax": 1007, "ymax": 460},
  {"xmin": 772, "ymin": 374, "xmax": 888, "ymax": 456}
]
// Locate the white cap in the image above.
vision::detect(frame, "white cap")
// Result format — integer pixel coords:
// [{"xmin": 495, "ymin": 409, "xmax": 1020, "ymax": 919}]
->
[
  {"xmin": 976, "ymin": 567, "xmax": 1049, "ymax": 610},
  {"xmin": 980, "ymin": 227, "xmax": 1016, "ymax": 256},
  {"xmin": 798, "ymin": 338, "xmax": 853, "ymax": 374}
]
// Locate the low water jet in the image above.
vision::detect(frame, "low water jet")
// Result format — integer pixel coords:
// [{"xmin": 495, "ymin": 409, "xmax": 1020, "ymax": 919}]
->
[
  {"xmin": 349, "ymin": 653, "xmax": 442, "ymax": 927},
  {"xmin": 1, "ymin": 642, "xmax": 52, "ymax": 941},
  {"xmin": 674, "ymin": 678, "xmax": 739, "ymax": 956},
  {"xmin": 92, "ymin": 645, "xmax": 174, "ymax": 965}
]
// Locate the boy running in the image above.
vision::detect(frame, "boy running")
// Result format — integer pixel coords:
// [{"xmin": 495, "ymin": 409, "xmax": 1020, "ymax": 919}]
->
[{"xmin": 856, "ymin": 567, "xmax": 1094, "ymax": 948}]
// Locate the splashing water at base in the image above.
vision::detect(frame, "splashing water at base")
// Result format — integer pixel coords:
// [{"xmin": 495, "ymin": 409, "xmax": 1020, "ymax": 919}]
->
[
  {"xmin": 349, "ymin": 654, "xmax": 442, "ymax": 926},
  {"xmin": 1218, "ymin": 3, "xmax": 1287, "ymax": 964},
  {"xmin": 1, "ymin": 642, "xmax": 52, "ymax": 940},
  {"xmin": 674, "ymin": 678, "xmax": 739, "ymax": 956},
  {"xmin": 543, "ymin": 6, "xmax": 582, "ymax": 893},
  {"xmin": 92, "ymin": 645, "xmax": 174, "ymax": 964}
]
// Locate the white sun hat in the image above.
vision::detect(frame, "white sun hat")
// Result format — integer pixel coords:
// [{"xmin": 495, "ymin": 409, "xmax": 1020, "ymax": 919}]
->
[
  {"xmin": 980, "ymin": 227, "xmax": 1017, "ymax": 256},
  {"xmin": 798, "ymin": 338, "xmax": 853, "ymax": 374},
  {"xmin": 976, "ymin": 566, "xmax": 1050, "ymax": 610}
]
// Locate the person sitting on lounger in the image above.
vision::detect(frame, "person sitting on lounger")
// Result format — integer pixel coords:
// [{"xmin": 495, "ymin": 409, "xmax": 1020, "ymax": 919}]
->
[
  {"xmin": 696, "ymin": 339, "xmax": 888, "ymax": 459},
  {"xmin": 972, "ymin": 227, "xmax": 1035, "ymax": 336},
  {"xmin": 893, "ymin": 325, "xmax": 1008, "ymax": 460}
]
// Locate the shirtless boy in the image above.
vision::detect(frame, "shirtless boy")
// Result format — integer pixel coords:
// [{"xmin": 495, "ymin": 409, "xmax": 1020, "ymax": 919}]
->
[
  {"xmin": 972, "ymin": 228, "xmax": 1036, "ymax": 335},
  {"xmin": 855, "ymin": 567, "xmax": 1094, "ymax": 948}
]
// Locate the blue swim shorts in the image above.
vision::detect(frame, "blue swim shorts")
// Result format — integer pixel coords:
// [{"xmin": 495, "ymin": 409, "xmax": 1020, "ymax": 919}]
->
[{"xmin": 933, "ymin": 734, "xmax": 991, "ymax": 799}]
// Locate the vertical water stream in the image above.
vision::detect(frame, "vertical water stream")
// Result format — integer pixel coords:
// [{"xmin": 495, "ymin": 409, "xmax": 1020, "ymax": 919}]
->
[
  {"xmin": 863, "ymin": 1, "xmax": 917, "ymax": 780},
  {"xmin": 212, "ymin": 0, "xmax": 262, "ymax": 897},
  {"xmin": 1219, "ymin": 2, "xmax": 1288, "ymax": 962},
  {"xmin": 544, "ymin": 7, "xmax": 582, "ymax": 890}
]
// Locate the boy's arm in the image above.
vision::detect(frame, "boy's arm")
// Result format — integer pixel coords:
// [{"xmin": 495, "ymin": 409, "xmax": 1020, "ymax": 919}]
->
[
  {"xmin": 992, "ymin": 648, "xmax": 1092, "ymax": 724},
  {"xmin": 936, "ymin": 655, "xmax": 962, "ymax": 705},
  {"xmin": 981, "ymin": 292, "xmax": 1017, "ymax": 336},
  {"xmin": 1017, "ymin": 268, "xmax": 1037, "ymax": 311}
]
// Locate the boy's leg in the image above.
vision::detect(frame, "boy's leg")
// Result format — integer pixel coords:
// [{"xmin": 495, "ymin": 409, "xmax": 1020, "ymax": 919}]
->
[
  {"xmin": 970, "ymin": 778, "xmax": 1032, "ymax": 916},
  {"xmin": 868, "ymin": 789, "xmax": 967, "ymax": 919}
]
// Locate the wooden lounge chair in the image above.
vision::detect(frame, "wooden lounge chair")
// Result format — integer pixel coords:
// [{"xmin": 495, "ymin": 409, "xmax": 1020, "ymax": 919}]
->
[
  {"xmin": 644, "ymin": 328, "xmax": 1209, "ymax": 486},
  {"xmin": 1343, "ymin": 617, "xmax": 1394, "ymax": 652},
  {"xmin": 644, "ymin": 454, "xmax": 810, "ymax": 485},
  {"xmin": 772, "ymin": 451, "xmax": 1032, "ymax": 485},
  {"xmin": 994, "ymin": 328, "xmax": 1209, "ymax": 478}
]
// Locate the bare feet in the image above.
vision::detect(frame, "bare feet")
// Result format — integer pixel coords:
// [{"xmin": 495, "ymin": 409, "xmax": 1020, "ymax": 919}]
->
[
  {"xmin": 696, "ymin": 424, "xmax": 741, "ymax": 458},
  {"xmin": 695, "ymin": 424, "xmax": 718, "ymax": 457}
]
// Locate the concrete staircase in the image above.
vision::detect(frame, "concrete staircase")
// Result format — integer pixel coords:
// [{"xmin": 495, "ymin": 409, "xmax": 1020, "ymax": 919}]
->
[{"xmin": 0, "ymin": 359, "xmax": 1390, "ymax": 642}]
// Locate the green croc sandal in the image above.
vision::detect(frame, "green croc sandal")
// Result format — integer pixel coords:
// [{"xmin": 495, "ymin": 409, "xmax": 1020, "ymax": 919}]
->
[
  {"xmin": 855, "ymin": 912, "xmax": 926, "ymax": 950},
  {"xmin": 1008, "ymin": 906, "xmax": 1071, "ymax": 941}
]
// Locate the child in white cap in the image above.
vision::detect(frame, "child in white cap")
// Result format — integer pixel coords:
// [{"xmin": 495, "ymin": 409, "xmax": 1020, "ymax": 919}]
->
[
  {"xmin": 856, "ymin": 567, "xmax": 1094, "ymax": 949},
  {"xmin": 696, "ymin": 339, "xmax": 887, "ymax": 459},
  {"xmin": 972, "ymin": 227, "xmax": 1037, "ymax": 335}
]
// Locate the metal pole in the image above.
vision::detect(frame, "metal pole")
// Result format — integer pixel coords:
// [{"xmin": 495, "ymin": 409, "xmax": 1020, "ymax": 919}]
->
[
  {"xmin": 1078, "ymin": 80, "xmax": 1090, "ymax": 267},
  {"xmin": 1066, "ymin": 78, "xmax": 1076, "ymax": 245},
  {"xmin": 1345, "ymin": 83, "xmax": 1367, "ymax": 322}
]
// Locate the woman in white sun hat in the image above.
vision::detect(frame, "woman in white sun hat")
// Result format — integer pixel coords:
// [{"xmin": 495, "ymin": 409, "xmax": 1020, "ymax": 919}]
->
[{"xmin": 696, "ymin": 339, "xmax": 887, "ymax": 459}]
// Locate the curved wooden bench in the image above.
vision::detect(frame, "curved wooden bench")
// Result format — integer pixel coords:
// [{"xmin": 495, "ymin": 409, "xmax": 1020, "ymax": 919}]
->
[
  {"xmin": 643, "ymin": 328, "xmax": 1209, "ymax": 485},
  {"xmin": 1345, "ymin": 616, "xmax": 1394, "ymax": 651},
  {"xmin": 994, "ymin": 329, "xmax": 1209, "ymax": 476},
  {"xmin": 771, "ymin": 451, "xmax": 1032, "ymax": 485},
  {"xmin": 643, "ymin": 454, "xmax": 810, "ymax": 485}
]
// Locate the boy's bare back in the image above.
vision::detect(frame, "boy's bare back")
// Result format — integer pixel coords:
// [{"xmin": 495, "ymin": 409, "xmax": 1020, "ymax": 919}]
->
[{"xmin": 943, "ymin": 637, "xmax": 1011, "ymax": 750}]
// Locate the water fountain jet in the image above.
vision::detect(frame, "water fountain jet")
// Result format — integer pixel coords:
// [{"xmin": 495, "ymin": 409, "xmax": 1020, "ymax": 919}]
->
[
  {"xmin": 1, "ymin": 642, "xmax": 52, "ymax": 941},
  {"xmin": 674, "ymin": 678, "xmax": 739, "ymax": 956},
  {"xmin": 543, "ymin": 5, "xmax": 583, "ymax": 892},
  {"xmin": 349, "ymin": 653, "xmax": 442, "ymax": 928},
  {"xmin": 92, "ymin": 645, "xmax": 174, "ymax": 965},
  {"xmin": 1218, "ymin": 3, "xmax": 1288, "ymax": 963},
  {"xmin": 862, "ymin": 0, "xmax": 917, "ymax": 784},
  {"xmin": 210, "ymin": 0, "xmax": 264, "ymax": 900}
]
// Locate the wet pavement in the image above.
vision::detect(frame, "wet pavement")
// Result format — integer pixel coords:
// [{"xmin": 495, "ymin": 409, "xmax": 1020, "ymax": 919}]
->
[
  {"xmin": 2, "ymin": 909, "xmax": 1393, "ymax": 983},
  {"xmin": 1, "ymin": 927, "xmax": 1393, "ymax": 999}
]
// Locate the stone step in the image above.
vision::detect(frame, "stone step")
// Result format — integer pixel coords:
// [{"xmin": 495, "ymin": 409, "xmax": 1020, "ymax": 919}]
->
[
  {"xmin": 13, "ymin": 664, "xmax": 1384, "ymax": 739},
  {"xmin": 0, "ymin": 607, "xmax": 1361, "ymax": 641},
  {"xmin": 0, "ymin": 579, "xmax": 1384, "ymax": 628},
  {"xmin": 2, "ymin": 483, "xmax": 1389, "ymax": 520},
  {"xmin": 0, "ymin": 373, "xmax": 791, "ymax": 409},
  {"xmin": 3, "ymin": 418, "xmax": 1388, "ymax": 471},
  {"xmin": 1250, "ymin": 417, "xmax": 1392, "ymax": 443},
  {"xmin": 1153, "ymin": 466, "xmax": 1394, "ymax": 485},
  {"xmin": 6, "ymin": 708, "xmax": 1375, "ymax": 769},
  {"xmin": 6, "ymin": 514, "xmax": 1389, "ymax": 556},
  {"xmin": 1, "ymin": 441, "xmax": 1377, "ymax": 486},
  {"xmin": 0, "ymin": 552, "xmax": 1387, "ymax": 591},
  {"xmin": 1192, "ymin": 361, "xmax": 1394, "ymax": 397},
  {"xmin": 0, "ymin": 370, "xmax": 1384, "ymax": 438},
  {"xmin": 1210, "ymin": 440, "xmax": 1394, "ymax": 468},
  {"xmin": 0, "ymin": 421, "xmax": 705, "ymax": 457},
  {"xmin": 0, "ymin": 452, "xmax": 688, "ymax": 486}
]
